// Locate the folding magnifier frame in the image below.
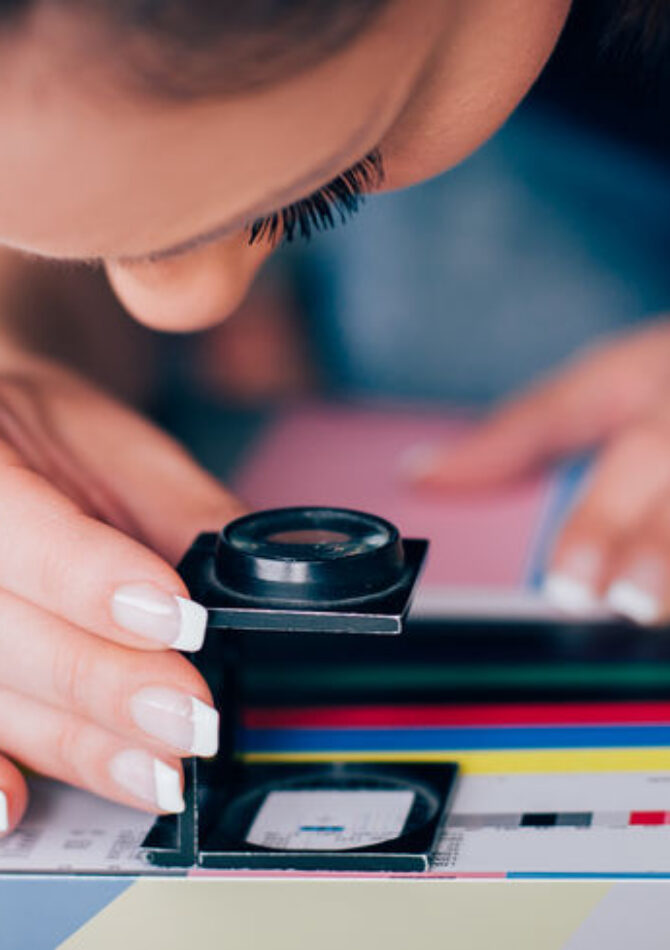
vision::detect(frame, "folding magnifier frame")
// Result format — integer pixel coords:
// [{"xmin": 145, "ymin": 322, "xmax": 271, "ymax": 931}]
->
[{"xmin": 142, "ymin": 506, "xmax": 458, "ymax": 871}]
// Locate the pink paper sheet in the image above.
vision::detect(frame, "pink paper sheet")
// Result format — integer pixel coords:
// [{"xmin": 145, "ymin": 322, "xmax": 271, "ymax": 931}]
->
[{"xmin": 234, "ymin": 404, "xmax": 552, "ymax": 591}]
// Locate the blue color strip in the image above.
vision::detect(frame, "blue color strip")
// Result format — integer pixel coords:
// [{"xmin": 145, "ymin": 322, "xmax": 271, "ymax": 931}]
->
[
  {"xmin": 241, "ymin": 723, "xmax": 670, "ymax": 753},
  {"xmin": 299, "ymin": 826, "xmax": 344, "ymax": 833},
  {"xmin": 526, "ymin": 455, "xmax": 592, "ymax": 590}
]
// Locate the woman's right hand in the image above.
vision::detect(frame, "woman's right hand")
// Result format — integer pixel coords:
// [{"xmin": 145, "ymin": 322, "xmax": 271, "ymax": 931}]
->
[{"xmin": 0, "ymin": 347, "xmax": 246, "ymax": 836}]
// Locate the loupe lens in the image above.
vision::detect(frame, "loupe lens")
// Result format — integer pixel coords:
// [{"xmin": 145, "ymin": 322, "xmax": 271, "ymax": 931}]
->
[
  {"xmin": 215, "ymin": 507, "xmax": 405, "ymax": 604},
  {"xmin": 264, "ymin": 528, "xmax": 352, "ymax": 546},
  {"xmin": 226, "ymin": 509, "xmax": 390, "ymax": 560}
]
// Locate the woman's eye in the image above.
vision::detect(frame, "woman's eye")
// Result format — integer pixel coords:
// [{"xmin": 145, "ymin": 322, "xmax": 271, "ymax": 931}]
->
[{"xmin": 248, "ymin": 149, "xmax": 383, "ymax": 247}]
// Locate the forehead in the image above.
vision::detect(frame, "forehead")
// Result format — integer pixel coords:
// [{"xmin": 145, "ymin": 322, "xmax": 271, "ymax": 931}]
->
[{"xmin": 0, "ymin": 1, "xmax": 432, "ymax": 261}]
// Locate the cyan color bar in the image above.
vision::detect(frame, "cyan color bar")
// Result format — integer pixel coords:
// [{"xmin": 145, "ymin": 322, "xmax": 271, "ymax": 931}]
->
[{"xmin": 241, "ymin": 724, "xmax": 670, "ymax": 753}]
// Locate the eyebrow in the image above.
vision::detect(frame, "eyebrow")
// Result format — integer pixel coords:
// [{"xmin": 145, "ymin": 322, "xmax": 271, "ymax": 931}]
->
[{"xmin": 116, "ymin": 120, "xmax": 383, "ymax": 267}]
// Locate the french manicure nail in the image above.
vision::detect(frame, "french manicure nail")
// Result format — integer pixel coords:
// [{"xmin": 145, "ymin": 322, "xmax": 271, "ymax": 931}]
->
[
  {"xmin": 543, "ymin": 546, "xmax": 603, "ymax": 614},
  {"xmin": 130, "ymin": 687, "xmax": 219, "ymax": 757},
  {"xmin": 544, "ymin": 573, "xmax": 600, "ymax": 613},
  {"xmin": 606, "ymin": 581, "xmax": 660, "ymax": 625},
  {"xmin": 109, "ymin": 749, "xmax": 185, "ymax": 812},
  {"xmin": 0, "ymin": 790, "xmax": 8, "ymax": 833},
  {"xmin": 605, "ymin": 556, "xmax": 665, "ymax": 625},
  {"xmin": 111, "ymin": 584, "xmax": 207, "ymax": 651}
]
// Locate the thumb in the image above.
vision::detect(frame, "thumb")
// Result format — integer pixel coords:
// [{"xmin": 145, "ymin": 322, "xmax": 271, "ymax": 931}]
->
[{"xmin": 406, "ymin": 322, "xmax": 670, "ymax": 491}]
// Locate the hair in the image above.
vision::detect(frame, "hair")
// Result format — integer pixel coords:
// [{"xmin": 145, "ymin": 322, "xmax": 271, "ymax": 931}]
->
[
  {"xmin": 0, "ymin": 0, "xmax": 668, "ymax": 98},
  {"xmin": 610, "ymin": 0, "xmax": 670, "ymax": 59},
  {"xmin": 0, "ymin": 0, "xmax": 392, "ymax": 97}
]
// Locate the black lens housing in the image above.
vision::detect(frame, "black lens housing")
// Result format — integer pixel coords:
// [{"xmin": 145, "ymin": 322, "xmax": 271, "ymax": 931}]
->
[
  {"xmin": 215, "ymin": 507, "xmax": 405, "ymax": 605},
  {"xmin": 179, "ymin": 506, "xmax": 428, "ymax": 635}
]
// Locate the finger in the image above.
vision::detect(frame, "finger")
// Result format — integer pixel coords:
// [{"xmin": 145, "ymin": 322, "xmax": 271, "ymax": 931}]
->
[
  {"xmin": 0, "ymin": 454, "xmax": 208, "ymax": 652},
  {"xmin": 34, "ymin": 367, "xmax": 247, "ymax": 564},
  {"xmin": 602, "ymin": 492, "xmax": 670, "ymax": 627},
  {"xmin": 76, "ymin": 403, "xmax": 247, "ymax": 564},
  {"xmin": 404, "ymin": 393, "xmax": 565, "ymax": 490},
  {"xmin": 0, "ymin": 688, "xmax": 186, "ymax": 814},
  {"xmin": 0, "ymin": 589, "xmax": 219, "ymax": 758},
  {"xmin": 404, "ymin": 385, "xmax": 598, "ymax": 492},
  {"xmin": 543, "ymin": 423, "xmax": 670, "ymax": 616},
  {"xmin": 405, "ymin": 322, "xmax": 670, "ymax": 490},
  {"xmin": 0, "ymin": 755, "xmax": 28, "ymax": 837}
]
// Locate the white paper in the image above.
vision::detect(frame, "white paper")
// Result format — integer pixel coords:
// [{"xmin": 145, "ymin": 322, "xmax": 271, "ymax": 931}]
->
[
  {"xmin": 5, "ymin": 772, "xmax": 670, "ymax": 875},
  {"xmin": 246, "ymin": 790, "xmax": 415, "ymax": 851},
  {"xmin": 433, "ymin": 772, "xmax": 670, "ymax": 875},
  {"xmin": 0, "ymin": 778, "xmax": 155, "ymax": 874}
]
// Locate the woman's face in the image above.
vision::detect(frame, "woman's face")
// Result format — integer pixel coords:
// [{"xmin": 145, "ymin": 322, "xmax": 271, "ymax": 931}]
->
[{"xmin": 0, "ymin": 0, "xmax": 570, "ymax": 330}]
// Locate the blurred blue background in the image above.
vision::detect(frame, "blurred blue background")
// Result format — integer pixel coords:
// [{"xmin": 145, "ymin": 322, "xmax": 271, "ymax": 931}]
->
[{"xmin": 292, "ymin": 104, "xmax": 670, "ymax": 405}]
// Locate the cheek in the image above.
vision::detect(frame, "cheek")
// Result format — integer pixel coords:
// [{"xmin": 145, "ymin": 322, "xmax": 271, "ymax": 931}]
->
[
  {"xmin": 379, "ymin": 0, "xmax": 572, "ymax": 189},
  {"xmin": 105, "ymin": 236, "xmax": 271, "ymax": 332}
]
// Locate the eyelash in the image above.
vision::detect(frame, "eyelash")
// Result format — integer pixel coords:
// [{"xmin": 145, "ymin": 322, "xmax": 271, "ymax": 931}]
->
[{"xmin": 248, "ymin": 149, "xmax": 384, "ymax": 247}]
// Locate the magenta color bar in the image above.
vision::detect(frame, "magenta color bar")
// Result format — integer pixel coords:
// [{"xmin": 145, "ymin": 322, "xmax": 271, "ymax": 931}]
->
[
  {"xmin": 628, "ymin": 812, "xmax": 670, "ymax": 826},
  {"xmin": 244, "ymin": 701, "xmax": 670, "ymax": 731}
]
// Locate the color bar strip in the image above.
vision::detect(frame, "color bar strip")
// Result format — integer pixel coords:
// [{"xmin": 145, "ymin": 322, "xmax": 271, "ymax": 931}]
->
[
  {"xmin": 448, "ymin": 813, "xmax": 522, "ymax": 829},
  {"xmin": 449, "ymin": 812, "xmax": 616, "ymax": 829},
  {"xmin": 241, "ymin": 724, "xmax": 670, "ymax": 753},
  {"xmin": 241, "ymin": 747, "xmax": 670, "ymax": 774},
  {"xmin": 246, "ymin": 663, "xmax": 670, "ymax": 693},
  {"xmin": 244, "ymin": 701, "xmax": 670, "ymax": 730},
  {"xmin": 628, "ymin": 811, "xmax": 670, "ymax": 826}
]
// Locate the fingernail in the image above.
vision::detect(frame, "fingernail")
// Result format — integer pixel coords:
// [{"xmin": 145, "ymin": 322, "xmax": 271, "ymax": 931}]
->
[
  {"xmin": 130, "ymin": 687, "xmax": 219, "ymax": 757},
  {"xmin": 605, "ymin": 557, "xmax": 665, "ymax": 625},
  {"xmin": 544, "ymin": 573, "xmax": 600, "ymax": 613},
  {"xmin": 606, "ymin": 581, "xmax": 660, "ymax": 624},
  {"xmin": 111, "ymin": 584, "xmax": 207, "ymax": 651},
  {"xmin": 543, "ymin": 546, "xmax": 603, "ymax": 614},
  {"xmin": 109, "ymin": 749, "xmax": 185, "ymax": 812},
  {"xmin": 398, "ymin": 443, "xmax": 442, "ymax": 480},
  {"xmin": 0, "ymin": 790, "xmax": 8, "ymax": 833}
]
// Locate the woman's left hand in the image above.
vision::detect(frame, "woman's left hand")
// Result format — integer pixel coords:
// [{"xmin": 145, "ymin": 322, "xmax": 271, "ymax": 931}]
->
[{"xmin": 407, "ymin": 318, "xmax": 670, "ymax": 625}]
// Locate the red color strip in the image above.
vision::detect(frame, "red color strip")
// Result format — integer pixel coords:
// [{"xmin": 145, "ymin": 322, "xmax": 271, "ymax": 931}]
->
[
  {"xmin": 629, "ymin": 811, "xmax": 667, "ymax": 826},
  {"xmin": 243, "ymin": 701, "xmax": 670, "ymax": 731}
]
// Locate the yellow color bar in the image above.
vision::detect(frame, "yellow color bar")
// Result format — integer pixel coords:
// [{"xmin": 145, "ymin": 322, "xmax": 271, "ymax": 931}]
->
[{"xmin": 242, "ymin": 747, "xmax": 670, "ymax": 774}]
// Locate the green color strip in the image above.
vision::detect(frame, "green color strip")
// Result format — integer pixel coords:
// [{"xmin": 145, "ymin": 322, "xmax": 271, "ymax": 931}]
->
[{"xmin": 245, "ymin": 663, "xmax": 670, "ymax": 692}]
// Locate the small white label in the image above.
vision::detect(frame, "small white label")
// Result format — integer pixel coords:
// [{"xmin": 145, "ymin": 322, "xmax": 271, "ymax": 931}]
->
[{"xmin": 246, "ymin": 789, "xmax": 415, "ymax": 851}]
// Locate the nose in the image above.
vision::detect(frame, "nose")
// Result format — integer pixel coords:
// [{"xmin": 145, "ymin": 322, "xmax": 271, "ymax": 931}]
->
[{"xmin": 105, "ymin": 234, "xmax": 272, "ymax": 332}]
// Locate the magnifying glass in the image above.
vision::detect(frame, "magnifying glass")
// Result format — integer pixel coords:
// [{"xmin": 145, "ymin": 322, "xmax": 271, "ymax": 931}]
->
[{"xmin": 180, "ymin": 506, "xmax": 428, "ymax": 635}]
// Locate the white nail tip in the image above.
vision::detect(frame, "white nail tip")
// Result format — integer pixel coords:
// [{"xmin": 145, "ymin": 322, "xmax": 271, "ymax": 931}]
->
[
  {"xmin": 0, "ymin": 790, "xmax": 8, "ymax": 833},
  {"xmin": 191, "ymin": 697, "xmax": 219, "ymax": 757},
  {"xmin": 544, "ymin": 573, "xmax": 599, "ymax": 614},
  {"xmin": 606, "ymin": 581, "xmax": 660, "ymax": 625},
  {"xmin": 153, "ymin": 759, "xmax": 185, "ymax": 813},
  {"xmin": 173, "ymin": 597, "xmax": 208, "ymax": 651}
]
